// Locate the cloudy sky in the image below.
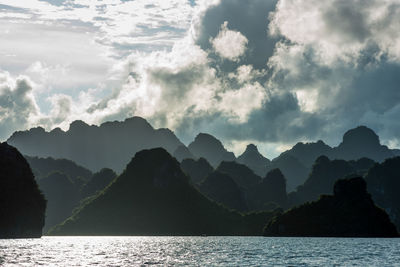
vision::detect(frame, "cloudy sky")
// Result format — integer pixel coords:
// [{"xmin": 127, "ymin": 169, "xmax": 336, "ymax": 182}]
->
[{"xmin": 1, "ymin": 0, "xmax": 400, "ymax": 158}]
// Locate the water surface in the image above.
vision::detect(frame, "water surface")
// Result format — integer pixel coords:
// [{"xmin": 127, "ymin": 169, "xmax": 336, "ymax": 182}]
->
[{"xmin": 1, "ymin": 236, "xmax": 399, "ymax": 266}]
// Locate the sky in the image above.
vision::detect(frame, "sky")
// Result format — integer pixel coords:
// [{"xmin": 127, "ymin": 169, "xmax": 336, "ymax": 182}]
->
[{"xmin": 1, "ymin": 0, "xmax": 400, "ymax": 158}]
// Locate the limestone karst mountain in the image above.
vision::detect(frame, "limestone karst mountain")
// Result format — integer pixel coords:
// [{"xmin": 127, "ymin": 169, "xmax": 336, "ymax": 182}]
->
[
  {"xmin": 264, "ymin": 177, "xmax": 399, "ymax": 237},
  {"xmin": 237, "ymin": 144, "xmax": 270, "ymax": 177},
  {"xmin": 0, "ymin": 142, "xmax": 46, "ymax": 238},
  {"xmin": 7, "ymin": 117, "xmax": 183, "ymax": 172}
]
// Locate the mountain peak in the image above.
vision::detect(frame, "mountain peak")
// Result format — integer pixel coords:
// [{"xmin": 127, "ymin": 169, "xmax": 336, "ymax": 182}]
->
[{"xmin": 341, "ymin": 126, "xmax": 380, "ymax": 147}]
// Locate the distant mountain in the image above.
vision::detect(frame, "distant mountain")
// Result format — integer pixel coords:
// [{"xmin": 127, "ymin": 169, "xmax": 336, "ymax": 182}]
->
[
  {"xmin": 49, "ymin": 148, "xmax": 276, "ymax": 236},
  {"xmin": 269, "ymin": 126, "xmax": 397, "ymax": 191},
  {"xmin": 365, "ymin": 157, "xmax": 400, "ymax": 231},
  {"xmin": 332, "ymin": 126, "xmax": 395, "ymax": 162},
  {"xmin": 7, "ymin": 117, "xmax": 183, "ymax": 172},
  {"xmin": 188, "ymin": 133, "xmax": 235, "ymax": 167},
  {"xmin": 37, "ymin": 172, "xmax": 80, "ymax": 232},
  {"xmin": 266, "ymin": 154, "xmax": 309, "ymax": 192},
  {"xmin": 199, "ymin": 171, "xmax": 248, "ymax": 212},
  {"xmin": 288, "ymin": 156, "xmax": 375, "ymax": 207},
  {"xmin": 216, "ymin": 161, "xmax": 261, "ymax": 191},
  {"xmin": 0, "ymin": 142, "xmax": 46, "ymax": 238},
  {"xmin": 180, "ymin": 157, "xmax": 214, "ymax": 184},
  {"xmin": 264, "ymin": 177, "xmax": 398, "ymax": 237},
  {"xmin": 26, "ymin": 156, "xmax": 93, "ymax": 186},
  {"xmin": 247, "ymin": 169, "xmax": 287, "ymax": 211},
  {"xmin": 173, "ymin": 145, "xmax": 195, "ymax": 162},
  {"xmin": 237, "ymin": 144, "xmax": 270, "ymax": 177},
  {"xmin": 80, "ymin": 168, "xmax": 117, "ymax": 199}
]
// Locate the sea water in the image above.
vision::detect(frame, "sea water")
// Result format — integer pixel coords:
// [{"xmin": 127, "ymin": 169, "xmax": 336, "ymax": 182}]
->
[{"xmin": 1, "ymin": 236, "xmax": 399, "ymax": 266}]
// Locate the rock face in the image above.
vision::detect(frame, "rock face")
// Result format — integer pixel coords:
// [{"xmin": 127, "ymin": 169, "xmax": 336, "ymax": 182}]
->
[
  {"xmin": 365, "ymin": 157, "xmax": 400, "ymax": 231},
  {"xmin": 237, "ymin": 144, "xmax": 270, "ymax": 177},
  {"xmin": 264, "ymin": 177, "xmax": 399, "ymax": 237},
  {"xmin": 7, "ymin": 116, "xmax": 183, "ymax": 172},
  {"xmin": 0, "ymin": 142, "xmax": 46, "ymax": 238},
  {"xmin": 49, "ymin": 148, "xmax": 268, "ymax": 236},
  {"xmin": 188, "ymin": 133, "xmax": 235, "ymax": 167}
]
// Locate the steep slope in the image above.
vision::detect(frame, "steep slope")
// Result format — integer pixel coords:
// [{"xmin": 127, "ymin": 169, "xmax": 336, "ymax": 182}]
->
[
  {"xmin": 49, "ymin": 148, "xmax": 274, "ymax": 236},
  {"xmin": 237, "ymin": 144, "xmax": 270, "ymax": 177},
  {"xmin": 264, "ymin": 177, "xmax": 398, "ymax": 237},
  {"xmin": 173, "ymin": 145, "xmax": 195, "ymax": 162},
  {"xmin": 188, "ymin": 133, "xmax": 235, "ymax": 167},
  {"xmin": 38, "ymin": 172, "xmax": 80, "ymax": 232},
  {"xmin": 0, "ymin": 142, "xmax": 46, "ymax": 238},
  {"xmin": 365, "ymin": 157, "xmax": 400, "ymax": 231},
  {"xmin": 81, "ymin": 168, "xmax": 117, "ymax": 199},
  {"xmin": 7, "ymin": 116, "xmax": 183, "ymax": 172}
]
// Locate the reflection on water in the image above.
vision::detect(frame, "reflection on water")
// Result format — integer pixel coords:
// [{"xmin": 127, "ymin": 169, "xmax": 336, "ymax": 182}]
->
[{"xmin": 1, "ymin": 236, "xmax": 400, "ymax": 266}]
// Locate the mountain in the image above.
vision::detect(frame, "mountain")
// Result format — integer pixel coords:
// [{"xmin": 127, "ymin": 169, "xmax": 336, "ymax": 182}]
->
[
  {"xmin": 7, "ymin": 116, "xmax": 183, "ymax": 172},
  {"xmin": 216, "ymin": 161, "xmax": 261, "ymax": 190},
  {"xmin": 37, "ymin": 171, "xmax": 80, "ymax": 232},
  {"xmin": 365, "ymin": 157, "xmax": 400, "ymax": 231},
  {"xmin": 173, "ymin": 145, "xmax": 195, "ymax": 162},
  {"xmin": 180, "ymin": 157, "xmax": 214, "ymax": 184},
  {"xmin": 268, "ymin": 126, "xmax": 397, "ymax": 191},
  {"xmin": 332, "ymin": 126, "xmax": 395, "ymax": 162},
  {"xmin": 288, "ymin": 156, "xmax": 375, "ymax": 207},
  {"xmin": 0, "ymin": 142, "xmax": 46, "ymax": 238},
  {"xmin": 81, "ymin": 168, "xmax": 117, "ymax": 199},
  {"xmin": 236, "ymin": 144, "xmax": 270, "ymax": 177},
  {"xmin": 26, "ymin": 156, "xmax": 92, "ymax": 186},
  {"xmin": 198, "ymin": 171, "xmax": 248, "ymax": 212},
  {"xmin": 264, "ymin": 177, "xmax": 399, "ymax": 237},
  {"xmin": 247, "ymin": 169, "xmax": 287, "ymax": 211},
  {"xmin": 49, "ymin": 148, "xmax": 276, "ymax": 236},
  {"xmin": 266, "ymin": 154, "xmax": 309, "ymax": 192},
  {"xmin": 188, "ymin": 133, "xmax": 235, "ymax": 167}
]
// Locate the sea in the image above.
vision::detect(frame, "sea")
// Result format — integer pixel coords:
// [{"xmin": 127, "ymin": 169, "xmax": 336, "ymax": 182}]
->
[{"xmin": 1, "ymin": 236, "xmax": 399, "ymax": 266}]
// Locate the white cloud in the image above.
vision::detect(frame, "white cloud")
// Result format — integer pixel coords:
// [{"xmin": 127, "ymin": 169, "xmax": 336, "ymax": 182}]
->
[{"xmin": 211, "ymin": 21, "xmax": 248, "ymax": 61}]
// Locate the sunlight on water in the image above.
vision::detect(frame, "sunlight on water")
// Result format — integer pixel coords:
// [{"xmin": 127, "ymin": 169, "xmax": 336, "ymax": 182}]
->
[{"xmin": 1, "ymin": 236, "xmax": 400, "ymax": 266}]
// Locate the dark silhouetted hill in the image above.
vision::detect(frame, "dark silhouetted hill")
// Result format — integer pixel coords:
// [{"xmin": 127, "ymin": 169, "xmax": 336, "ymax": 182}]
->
[
  {"xmin": 7, "ymin": 117, "xmax": 183, "ymax": 172},
  {"xmin": 268, "ymin": 126, "xmax": 397, "ymax": 191},
  {"xmin": 48, "ymin": 148, "xmax": 276, "ymax": 236},
  {"xmin": 26, "ymin": 156, "xmax": 92, "ymax": 186},
  {"xmin": 237, "ymin": 144, "xmax": 270, "ymax": 177},
  {"xmin": 216, "ymin": 161, "xmax": 261, "ymax": 190},
  {"xmin": 332, "ymin": 126, "xmax": 395, "ymax": 162},
  {"xmin": 264, "ymin": 177, "xmax": 399, "ymax": 237},
  {"xmin": 81, "ymin": 168, "xmax": 117, "ymax": 199},
  {"xmin": 365, "ymin": 157, "xmax": 400, "ymax": 231},
  {"xmin": 173, "ymin": 145, "xmax": 195, "ymax": 162},
  {"xmin": 37, "ymin": 171, "xmax": 80, "ymax": 232},
  {"xmin": 248, "ymin": 169, "xmax": 287, "ymax": 211},
  {"xmin": 188, "ymin": 133, "xmax": 235, "ymax": 167},
  {"xmin": 180, "ymin": 157, "xmax": 214, "ymax": 184},
  {"xmin": 198, "ymin": 171, "xmax": 247, "ymax": 212},
  {"xmin": 0, "ymin": 142, "xmax": 46, "ymax": 238},
  {"xmin": 266, "ymin": 154, "xmax": 309, "ymax": 192},
  {"xmin": 288, "ymin": 156, "xmax": 375, "ymax": 207}
]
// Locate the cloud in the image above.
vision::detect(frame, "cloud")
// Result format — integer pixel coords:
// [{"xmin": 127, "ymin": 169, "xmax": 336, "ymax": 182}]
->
[
  {"xmin": 211, "ymin": 21, "xmax": 248, "ymax": 61},
  {"xmin": 0, "ymin": 71, "xmax": 40, "ymax": 140}
]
